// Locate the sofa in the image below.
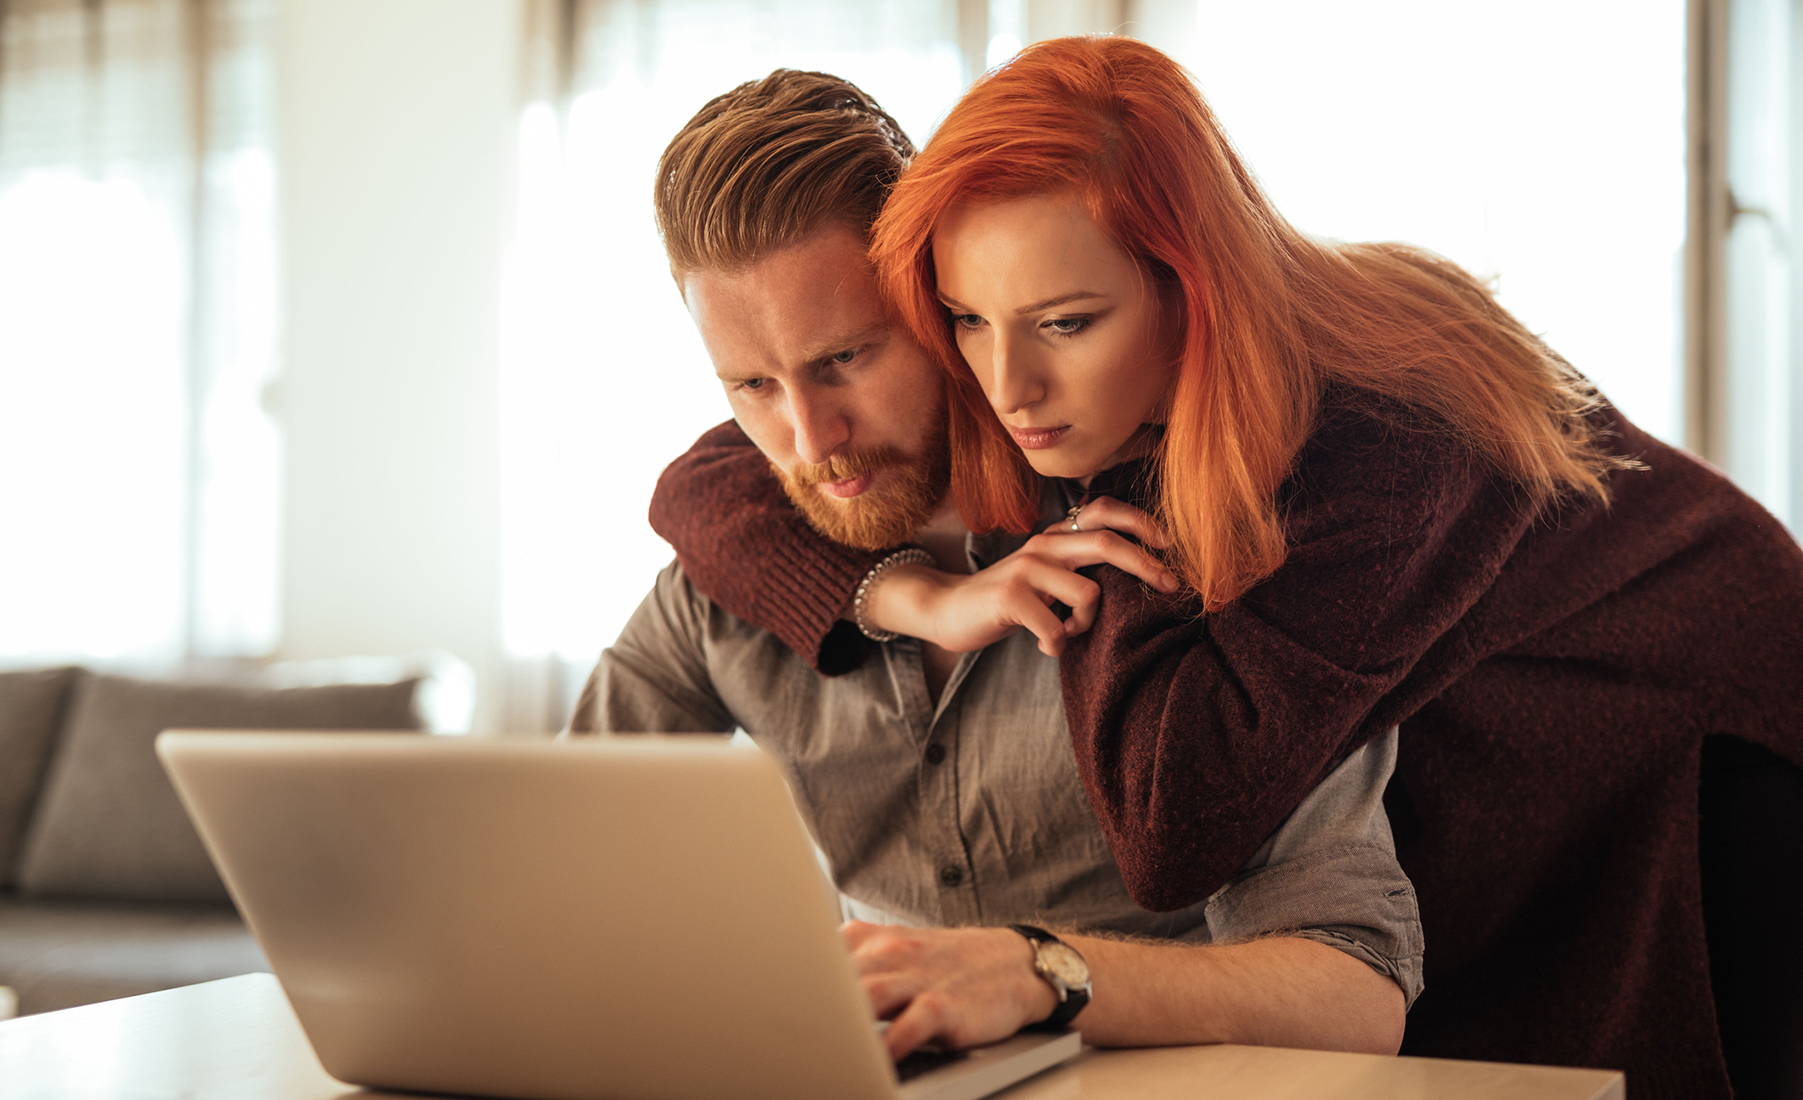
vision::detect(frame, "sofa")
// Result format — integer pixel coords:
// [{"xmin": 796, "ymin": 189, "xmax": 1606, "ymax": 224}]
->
[{"xmin": 0, "ymin": 655, "xmax": 471, "ymax": 1016}]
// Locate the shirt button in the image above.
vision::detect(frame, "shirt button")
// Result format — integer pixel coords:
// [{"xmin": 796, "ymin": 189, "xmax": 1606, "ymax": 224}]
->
[
  {"xmin": 924, "ymin": 743, "xmax": 947, "ymax": 765},
  {"xmin": 938, "ymin": 865, "xmax": 964, "ymax": 888}
]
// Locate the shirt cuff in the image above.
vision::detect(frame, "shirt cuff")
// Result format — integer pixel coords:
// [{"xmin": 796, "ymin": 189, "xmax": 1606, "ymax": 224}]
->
[{"xmin": 1204, "ymin": 842, "xmax": 1426, "ymax": 1009}]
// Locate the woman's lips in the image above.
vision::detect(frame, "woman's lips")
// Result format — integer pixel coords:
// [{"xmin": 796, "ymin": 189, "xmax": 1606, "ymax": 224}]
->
[
  {"xmin": 1009, "ymin": 425, "xmax": 1071, "ymax": 450},
  {"xmin": 822, "ymin": 472, "xmax": 874, "ymax": 499}
]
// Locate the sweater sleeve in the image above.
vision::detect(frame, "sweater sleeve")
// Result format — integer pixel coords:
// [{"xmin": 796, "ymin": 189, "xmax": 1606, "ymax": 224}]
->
[
  {"xmin": 647, "ymin": 420, "xmax": 887, "ymax": 673},
  {"xmin": 1064, "ymin": 408, "xmax": 1536, "ymax": 912}
]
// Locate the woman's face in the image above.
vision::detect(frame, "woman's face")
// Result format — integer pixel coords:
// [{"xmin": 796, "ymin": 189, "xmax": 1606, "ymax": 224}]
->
[{"xmin": 932, "ymin": 189, "xmax": 1178, "ymax": 480}]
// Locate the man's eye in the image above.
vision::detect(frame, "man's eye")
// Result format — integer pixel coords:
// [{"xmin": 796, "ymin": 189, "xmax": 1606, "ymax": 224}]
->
[
  {"xmin": 829, "ymin": 348, "xmax": 858, "ymax": 365},
  {"xmin": 737, "ymin": 378, "xmax": 767, "ymax": 393}
]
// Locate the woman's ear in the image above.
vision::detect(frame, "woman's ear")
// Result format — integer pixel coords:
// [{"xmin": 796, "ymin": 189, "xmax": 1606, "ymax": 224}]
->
[{"xmin": 1156, "ymin": 273, "xmax": 1189, "ymax": 366}]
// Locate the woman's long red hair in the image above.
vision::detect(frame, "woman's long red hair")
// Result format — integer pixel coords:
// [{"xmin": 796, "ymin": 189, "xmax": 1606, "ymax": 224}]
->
[{"xmin": 870, "ymin": 35, "xmax": 1631, "ymax": 610}]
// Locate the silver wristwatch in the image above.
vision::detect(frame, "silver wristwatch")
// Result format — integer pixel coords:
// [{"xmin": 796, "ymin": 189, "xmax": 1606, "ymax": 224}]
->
[{"xmin": 1008, "ymin": 923, "xmax": 1092, "ymax": 1029}]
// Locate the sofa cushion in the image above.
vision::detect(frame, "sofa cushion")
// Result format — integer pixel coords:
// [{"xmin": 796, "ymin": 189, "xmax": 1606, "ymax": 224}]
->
[
  {"xmin": 0, "ymin": 667, "xmax": 81, "ymax": 889},
  {"xmin": 0, "ymin": 897, "xmax": 267, "ymax": 1015},
  {"xmin": 15, "ymin": 672, "xmax": 421, "ymax": 903}
]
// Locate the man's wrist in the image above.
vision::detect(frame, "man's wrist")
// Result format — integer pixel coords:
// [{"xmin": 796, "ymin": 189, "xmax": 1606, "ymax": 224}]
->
[
  {"xmin": 995, "ymin": 927, "xmax": 1060, "ymax": 1025},
  {"xmin": 1007, "ymin": 924, "xmax": 1092, "ymax": 1030}
]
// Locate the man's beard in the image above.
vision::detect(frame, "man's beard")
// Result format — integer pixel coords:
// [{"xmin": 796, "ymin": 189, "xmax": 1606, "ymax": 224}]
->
[{"xmin": 774, "ymin": 423, "xmax": 950, "ymax": 551}]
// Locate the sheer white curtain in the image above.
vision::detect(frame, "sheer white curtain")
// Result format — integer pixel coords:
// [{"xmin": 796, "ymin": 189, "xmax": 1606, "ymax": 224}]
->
[
  {"xmin": 1166, "ymin": 1, "xmax": 1688, "ymax": 447},
  {"xmin": 1712, "ymin": 0, "xmax": 1801, "ymax": 530},
  {"xmin": 501, "ymin": 0, "xmax": 977, "ymax": 726},
  {"xmin": 0, "ymin": 0, "xmax": 279, "ymax": 665}
]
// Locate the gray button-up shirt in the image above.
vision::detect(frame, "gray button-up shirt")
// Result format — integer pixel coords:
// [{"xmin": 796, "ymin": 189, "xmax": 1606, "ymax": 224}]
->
[{"xmin": 569, "ymin": 531, "xmax": 1423, "ymax": 1006}]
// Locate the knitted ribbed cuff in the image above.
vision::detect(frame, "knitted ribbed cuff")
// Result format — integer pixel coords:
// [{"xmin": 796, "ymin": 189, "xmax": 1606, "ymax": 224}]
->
[{"xmin": 762, "ymin": 537, "xmax": 885, "ymax": 672}]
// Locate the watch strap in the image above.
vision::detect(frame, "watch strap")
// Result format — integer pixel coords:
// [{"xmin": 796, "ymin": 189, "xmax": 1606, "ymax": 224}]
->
[{"xmin": 1009, "ymin": 922, "xmax": 1058, "ymax": 945}]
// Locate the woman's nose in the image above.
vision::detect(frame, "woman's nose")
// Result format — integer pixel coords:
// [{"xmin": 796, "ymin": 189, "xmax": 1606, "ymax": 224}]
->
[{"xmin": 986, "ymin": 330, "xmax": 1046, "ymax": 415}]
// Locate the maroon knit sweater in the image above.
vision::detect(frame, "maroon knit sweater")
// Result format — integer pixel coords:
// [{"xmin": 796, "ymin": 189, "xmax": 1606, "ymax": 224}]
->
[{"xmin": 647, "ymin": 384, "xmax": 1803, "ymax": 1099}]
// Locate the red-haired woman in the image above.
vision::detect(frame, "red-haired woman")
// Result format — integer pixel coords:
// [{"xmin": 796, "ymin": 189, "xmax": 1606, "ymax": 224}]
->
[{"xmin": 646, "ymin": 36, "xmax": 1803, "ymax": 1099}]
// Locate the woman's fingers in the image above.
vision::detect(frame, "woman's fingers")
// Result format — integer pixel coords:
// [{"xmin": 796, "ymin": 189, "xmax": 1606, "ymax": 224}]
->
[
  {"xmin": 1009, "ymin": 591, "xmax": 1069, "ymax": 657},
  {"xmin": 919, "ymin": 501, "xmax": 1178, "ymax": 656},
  {"xmin": 1035, "ymin": 531, "xmax": 1178, "ymax": 593},
  {"xmin": 1079, "ymin": 496, "xmax": 1173, "ymax": 548},
  {"xmin": 1043, "ymin": 495, "xmax": 1172, "ymax": 549},
  {"xmin": 1017, "ymin": 558, "xmax": 1101, "ymax": 638}
]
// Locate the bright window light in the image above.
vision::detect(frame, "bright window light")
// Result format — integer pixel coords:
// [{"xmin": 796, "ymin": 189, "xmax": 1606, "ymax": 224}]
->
[
  {"xmin": 1178, "ymin": 0, "xmax": 1686, "ymax": 444},
  {"xmin": 502, "ymin": 3, "xmax": 969, "ymax": 664}
]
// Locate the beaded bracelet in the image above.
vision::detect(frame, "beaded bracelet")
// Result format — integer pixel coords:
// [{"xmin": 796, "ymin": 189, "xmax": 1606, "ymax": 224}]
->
[{"xmin": 852, "ymin": 548, "xmax": 934, "ymax": 642}]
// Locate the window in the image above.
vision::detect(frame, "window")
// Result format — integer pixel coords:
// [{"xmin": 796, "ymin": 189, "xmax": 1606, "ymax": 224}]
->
[
  {"xmin": 0, "ymin": 0, "xmax": 279, "ymax": 664},
  {"xmin": 503, "ymin": 0, "xmax": 978, "ymax": 683},
  {"xmin": 1173, "ymin": 1, "xmax": 1688, "ymax": 446},
  {"xmin": 1708, "ymin": 0, "xmax": 1801, "ymax": 529}
]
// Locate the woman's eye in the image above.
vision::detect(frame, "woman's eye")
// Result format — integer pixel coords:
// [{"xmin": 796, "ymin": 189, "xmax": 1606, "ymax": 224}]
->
[
  {"xmin": 1044, "ymin": 317, "xmax": 1090, "ymax": 336},
  {"xmin": 951, "ymin": 313, "xmax": 984, "ymax": 330}
]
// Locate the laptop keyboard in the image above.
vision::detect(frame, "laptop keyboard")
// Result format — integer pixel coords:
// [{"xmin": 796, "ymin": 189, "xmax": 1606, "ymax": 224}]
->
[{"xmin": 894, "ymin": 1047, "xmax": 969, "ymax": 1082}]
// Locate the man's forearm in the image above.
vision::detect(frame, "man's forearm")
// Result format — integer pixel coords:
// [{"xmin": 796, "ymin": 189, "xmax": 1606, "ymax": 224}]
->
[{"xmin": 1064, "ymin": 933, "xmax": 1406, "ymax": 1055}]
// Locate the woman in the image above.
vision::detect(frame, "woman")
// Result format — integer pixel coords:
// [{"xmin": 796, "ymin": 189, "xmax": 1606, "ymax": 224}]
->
[{"xmin": 647, "ymin": 36, "xmax": 1803, "ymax": 1098}]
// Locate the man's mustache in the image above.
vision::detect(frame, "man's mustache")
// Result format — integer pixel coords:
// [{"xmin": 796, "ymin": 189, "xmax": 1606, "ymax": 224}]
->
[{"xmin": 782, "ymin": 445, "xmax": 907, "ymax": 489}]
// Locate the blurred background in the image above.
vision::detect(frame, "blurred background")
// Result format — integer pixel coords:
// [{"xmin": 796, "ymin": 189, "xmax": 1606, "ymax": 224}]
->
[{"xmin": 0, "ymin": 0, "xmax": 1794, "ymax": 734}]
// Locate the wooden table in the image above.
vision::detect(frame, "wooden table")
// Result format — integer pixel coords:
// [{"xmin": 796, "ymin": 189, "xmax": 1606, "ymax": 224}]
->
[{"xmin": 0, "ymin": 974, "xmax": 1625, "ymax": 1099}]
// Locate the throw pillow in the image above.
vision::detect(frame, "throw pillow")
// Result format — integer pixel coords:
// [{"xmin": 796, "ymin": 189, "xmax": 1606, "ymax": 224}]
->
[
  {"xmin": 16, "ymin": 672, "xmax": 421, "ymax": 903},
  {"xmin": 0, "ymin": 667, "xmax": 82, "ymax": 888}
]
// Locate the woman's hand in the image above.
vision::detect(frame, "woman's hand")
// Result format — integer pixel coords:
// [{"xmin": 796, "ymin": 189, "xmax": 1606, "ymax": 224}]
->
[{"xmin": 865, "ymin": 497, "xmax": 1176, "ymax": 656}]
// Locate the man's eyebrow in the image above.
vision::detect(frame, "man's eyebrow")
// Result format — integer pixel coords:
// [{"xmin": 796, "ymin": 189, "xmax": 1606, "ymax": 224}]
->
[
  {"xmin": 937, "ymin": 291, "xmax": 1108, "ymax": 315},
  {"xmin": 799, "ymin": 322, "xmax": 887, "ymax": 364}
]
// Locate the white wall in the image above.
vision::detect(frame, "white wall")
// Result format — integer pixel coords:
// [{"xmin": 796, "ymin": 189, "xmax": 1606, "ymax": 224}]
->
[{"xmin": 275, "ymin": 0, "xmax": 516, "ymax": 731}]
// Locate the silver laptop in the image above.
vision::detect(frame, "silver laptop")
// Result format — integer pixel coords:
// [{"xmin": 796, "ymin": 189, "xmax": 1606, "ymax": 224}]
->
[{"xmin": 156, "ymin": 731, "xmax": 1080, "ymax": 1100}]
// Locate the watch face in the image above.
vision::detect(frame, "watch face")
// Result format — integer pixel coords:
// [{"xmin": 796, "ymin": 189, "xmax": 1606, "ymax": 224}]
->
[{"xmin": 1039, "ymin": 942, "xmax": 1090, "ymax": 987}]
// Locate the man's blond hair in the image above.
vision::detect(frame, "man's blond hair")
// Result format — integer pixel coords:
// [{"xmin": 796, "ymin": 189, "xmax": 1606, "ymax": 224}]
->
[{"xmin": 655, "ymin": 69, "xmax": 914, "ymax": 276}]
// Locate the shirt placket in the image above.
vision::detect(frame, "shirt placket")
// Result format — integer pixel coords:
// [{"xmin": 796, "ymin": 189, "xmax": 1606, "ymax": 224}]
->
[{"xmin": 885, "ymin": 638, "xmax": 983, "ymax": 926}]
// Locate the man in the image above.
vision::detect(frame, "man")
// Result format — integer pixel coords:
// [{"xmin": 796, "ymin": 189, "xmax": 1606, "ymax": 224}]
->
[{"xmin": 567, "ymin": 69, "xmax": 1420, "ymax": 1061}]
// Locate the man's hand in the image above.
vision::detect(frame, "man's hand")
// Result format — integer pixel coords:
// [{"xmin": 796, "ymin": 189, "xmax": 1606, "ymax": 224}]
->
[
  {"xmin": 840, "ymin": 921, "xmax": 1058, "ymax": 1060},
  {"xmin": 864, "ymin": 497, "xmax": 1178, "ymax": 656}
]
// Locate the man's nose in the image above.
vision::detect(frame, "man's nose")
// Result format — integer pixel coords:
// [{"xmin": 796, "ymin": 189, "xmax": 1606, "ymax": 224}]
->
[
  {"xmin": 788, "ymin": 387, "xmax": 852, "ymax": 466},
  {"xmin": 986, "ymin": 329, "xmax": 1046, "ymax": 417}
]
